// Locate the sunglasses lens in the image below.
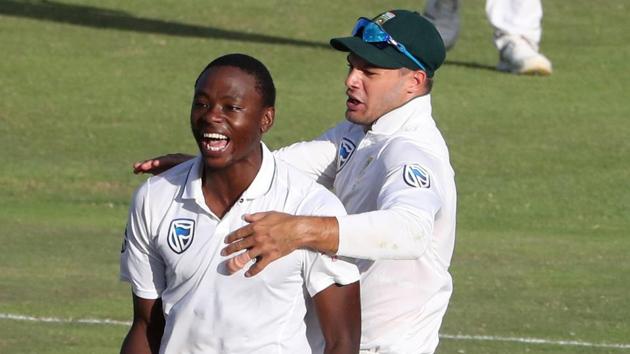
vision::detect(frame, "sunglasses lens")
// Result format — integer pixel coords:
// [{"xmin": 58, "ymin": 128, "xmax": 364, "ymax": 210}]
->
[
  {"xmin": 351, "ymin": 18, "xmax": 371, "ymax": 36},
  {"xmin": 350, "ymin": 17, "xmax": 426, "ymax": 71},
  {"xmin": 362, "ymin": 23, "xmax": 389, "ymax": 42}
]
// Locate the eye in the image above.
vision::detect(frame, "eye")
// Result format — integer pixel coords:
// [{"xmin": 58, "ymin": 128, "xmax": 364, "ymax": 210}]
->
[
  {"xmin": 193, "ymin": 101, "xmax": 210, "ymax": 109},
  {"xmin": 363, "ymin": 69, "xmax": 377, "ymax": 77},
  {"xmin": 226, "ymin": 105, "xmax": 243, "ymax": 112}
]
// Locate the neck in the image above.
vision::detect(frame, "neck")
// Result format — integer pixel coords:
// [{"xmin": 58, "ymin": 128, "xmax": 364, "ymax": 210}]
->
[{"xmin": 201, "ymin": 146, "xmax": 263, "ymax": 218}]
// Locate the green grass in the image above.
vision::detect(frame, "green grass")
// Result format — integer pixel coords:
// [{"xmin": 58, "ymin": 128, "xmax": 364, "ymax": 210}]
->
[{"xmin": 1, "ymin": 0, "xmax": 629, "ymax": 353}]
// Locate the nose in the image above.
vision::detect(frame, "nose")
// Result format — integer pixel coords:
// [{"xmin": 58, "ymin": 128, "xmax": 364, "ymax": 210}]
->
[
  {"xmin": 203, "ymin": 104, "xmax": 225, "ymax": 123},
  {"xmin": 345, "ymin": 68, "xmax": 360, "ymax": 90}
]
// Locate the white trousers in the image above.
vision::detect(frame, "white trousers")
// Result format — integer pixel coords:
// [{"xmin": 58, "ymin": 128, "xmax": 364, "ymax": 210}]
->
[
  {"xmin": 424, "ymin": 0, "xmax": 544, "ymax": 49},
  {"xmin": 486, "ymin": 0, "xmax": 543, "ymax": 50}
]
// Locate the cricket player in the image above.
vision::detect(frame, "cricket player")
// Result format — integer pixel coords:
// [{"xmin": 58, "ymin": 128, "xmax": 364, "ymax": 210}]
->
[
  {"xmin": 424, "ymin": 0, "xmax": 552, "ymax": 75},
  {"xmin": 120, "ymin": 53, "xmax": 361, "ymax": 354},
  {"xmin": 134, "ymin": 10, "xmax": 456, "ymax": 354}
]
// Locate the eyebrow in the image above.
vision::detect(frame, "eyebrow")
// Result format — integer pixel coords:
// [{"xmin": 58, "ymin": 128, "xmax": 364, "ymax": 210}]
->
[{"xmin": 193, "ymin": 91, "xmax": 242, "ymax": 101}]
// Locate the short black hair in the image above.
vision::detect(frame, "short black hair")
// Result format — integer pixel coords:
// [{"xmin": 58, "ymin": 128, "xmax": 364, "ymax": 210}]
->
[{"xmin": 195, "ymin": 53, "xmax": 276, "ymax": 107}]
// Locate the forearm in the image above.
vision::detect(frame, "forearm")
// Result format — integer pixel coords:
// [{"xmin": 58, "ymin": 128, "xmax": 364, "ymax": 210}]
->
[
  {"xmin": 324, "ymin": 341, "xmax": 359, "ymax": 354},
  {"xmin": 121, "ymin": 295, "xmax": 164, "ymax": 354},
  {"xmin": 296, "ymin": 216, "xmax": 340, "ymax": 255},
  {"xmin": 133, "ymin": 153, "xmax": 195, "ymax": 175},
  {"xmin": 120, "ymin": 322, "xmax": 161, "ymax": 354},
  {"xmin": 336, "ymin": 208, "xmax": 433, "ymax": 260},
  {"xmin": 315, "ymin": 282, "xmax": 361, "ymax": 354}
]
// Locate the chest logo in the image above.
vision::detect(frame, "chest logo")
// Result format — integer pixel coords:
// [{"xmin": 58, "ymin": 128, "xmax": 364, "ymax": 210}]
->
[
  {"xmin": 403, "ymin": 164, "xmax": 431, "ymax": 188},
  {"xmin": 338, "ymin": 137, "xmax": 356, "ymax": 171},
  {"xmin": 167, "ymin": 219, "xmax": 195, "ymax": 254}
]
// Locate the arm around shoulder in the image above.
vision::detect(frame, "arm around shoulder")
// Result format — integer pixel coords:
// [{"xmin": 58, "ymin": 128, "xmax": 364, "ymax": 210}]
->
[{"xmin": 133, "ymin": 153, "xmax": 195, "ymax": 175}]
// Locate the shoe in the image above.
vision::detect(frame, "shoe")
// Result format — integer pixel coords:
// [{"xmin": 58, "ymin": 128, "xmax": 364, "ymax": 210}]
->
[{"xmin": 497, "ymin": 35, "xmax": 552, "ymax": 76}]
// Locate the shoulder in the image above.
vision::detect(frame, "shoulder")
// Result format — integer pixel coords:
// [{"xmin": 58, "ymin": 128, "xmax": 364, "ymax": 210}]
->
[
  {"xmin": 330, "ymin": 120, "xmax": 357, "ymax": 135},
  {"xmin": 378, "ymin": 136, "xmax": 455, "ymax": 189},
  {"xmin": 378, "ymin": 137, "xmax": 441, "ymax": 168},
  {"xmin": 320, "ymin": 120, "xmax": 362, "ymax": 142},
  {"xmin": 148, "ymin": 157, "xmax": 196, "ymax": 191},
  {"xmin": 131, "ymin": 158, "xmax": 197, "ymax": 213},
  {"xmin": 273, "ymin": 158, "xmax": 346, "ymax": 217}
]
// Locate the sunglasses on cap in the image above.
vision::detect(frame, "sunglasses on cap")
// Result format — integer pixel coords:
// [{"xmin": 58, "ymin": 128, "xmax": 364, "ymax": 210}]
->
[{"xmin": 351, "ymin": 17, "xmax": 426, "ymax": 71}]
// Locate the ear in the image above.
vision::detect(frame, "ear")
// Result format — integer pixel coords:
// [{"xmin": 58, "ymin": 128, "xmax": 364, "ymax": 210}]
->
[
  {"xmin": 260, "ymin": 107, "xmax": 275, "ymax": 133},
  {"xmin": 407, "ymin": 70, "xmax": 428, "ymax": 95}
]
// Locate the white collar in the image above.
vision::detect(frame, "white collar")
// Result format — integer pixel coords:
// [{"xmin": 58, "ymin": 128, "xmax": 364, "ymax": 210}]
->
[
  {"xmin": 241, "ymin": 142, "xmax": 275, "ymax": 200},
  {"xmin": 181, "ymin": 142, "xmax": 275, "ymax": 205},
  {"xmin": 368, "ymin": 94, "xmax": 433, "ymax": 135}
]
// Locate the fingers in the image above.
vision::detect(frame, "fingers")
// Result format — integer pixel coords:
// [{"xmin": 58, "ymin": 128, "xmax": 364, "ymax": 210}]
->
[
  {"xmin": 224, "ymin": 223, "xmax": 255, "ymax": 245},
  {"xmin": 132, "ymin": 159, "xmax": 160, "ymax": 174},
  {"xmin": 224, "ymin": 249, "xmax": 273, "ymax": 277},
  {"xmin": 226, "ymin": 251, "xmax": 252, "ymax": 274},
  {"xmin": 225, "ymin": 211, "xmax": 285, "ymax": 244},
  {"xmin": 133, "ymin": 160, "xmax": 147, "ymax": 174},
  {"xmin": 221, "ymin": 234, "xmax": 255, "ymax": 256},
  {"xmin": 244, "ymin": 256, "xmax": 272, "ymax": 277},
  {"xmin": 242, "ymin": 212, "xmax": 269, "ymax": 223}
]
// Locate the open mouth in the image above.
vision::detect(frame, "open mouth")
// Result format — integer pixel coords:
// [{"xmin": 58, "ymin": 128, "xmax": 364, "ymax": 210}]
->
[
  {"xmin": 202, "ymin": 132, "xmax": 230, "ymax": 152},
  {"xmin": 346, "ymin": 95, "xmax": 363, "ymax": 110}
]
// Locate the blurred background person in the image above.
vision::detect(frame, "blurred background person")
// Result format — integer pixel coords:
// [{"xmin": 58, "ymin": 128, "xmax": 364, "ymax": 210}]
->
[{"xmin": 424, "ymin": 0, "xmax": 552, "ymax": 75}]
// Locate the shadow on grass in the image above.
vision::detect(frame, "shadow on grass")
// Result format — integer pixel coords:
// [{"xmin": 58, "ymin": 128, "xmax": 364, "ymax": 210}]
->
[
  {"xmin": 1, "ymin": 0, "xmax": 497, "ymax": 72},
  {"xmin": 0, "ymin": 0, "xmax": 330, "ymax": 49},
  {"xmin": 444, "ymin": 60, "xmax": 497, "ymax": 72}
]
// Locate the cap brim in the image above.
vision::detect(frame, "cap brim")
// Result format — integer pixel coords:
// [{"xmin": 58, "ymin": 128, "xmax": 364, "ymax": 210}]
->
[{"xmin": 330, "ymin": 36, "xmax": 409, "ymax": 69}]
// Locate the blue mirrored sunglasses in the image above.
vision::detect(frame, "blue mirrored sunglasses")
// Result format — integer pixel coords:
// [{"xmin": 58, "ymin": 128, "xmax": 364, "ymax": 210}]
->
[{"xmin": 351, "ymin": 17, "xmax": 426, "ymax": 71}]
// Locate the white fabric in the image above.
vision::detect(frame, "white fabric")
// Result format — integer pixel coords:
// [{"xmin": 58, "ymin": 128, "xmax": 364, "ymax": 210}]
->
[
  {"xmin": 486, "ymin": 0, "xmax": 543, "ymax": 49},
  {"xmin": 274, "ymin": 95, "xmax": 457, "ymax": 354},
  {"xmin": 120, "ymin": 143, "xmax": 360, "ymax": 354}
]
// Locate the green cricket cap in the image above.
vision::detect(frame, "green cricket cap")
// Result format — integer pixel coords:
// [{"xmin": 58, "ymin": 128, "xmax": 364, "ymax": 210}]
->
[{"xmin": 330, "ymin": 10, "xmax": 446, "ymax": 77}]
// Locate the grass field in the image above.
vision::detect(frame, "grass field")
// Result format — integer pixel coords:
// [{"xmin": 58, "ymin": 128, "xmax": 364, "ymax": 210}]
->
[{"xmin": 1, "ymin": 0, "xmax": 629, "ymax": 353}]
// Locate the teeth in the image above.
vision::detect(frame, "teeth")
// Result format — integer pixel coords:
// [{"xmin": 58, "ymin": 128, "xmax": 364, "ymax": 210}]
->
[{"xmin": 203, "ymin": 133, "xmax": 228, "ymax": 140}]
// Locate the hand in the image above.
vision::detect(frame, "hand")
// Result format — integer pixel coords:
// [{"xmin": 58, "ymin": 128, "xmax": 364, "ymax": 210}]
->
[
  {"xmin": 222, "ymin": 212, "xmax": 307, "ymax": 277},
  {"xmin": 222, "ymin": 212, "xmax": 340, "ymax": 277},
  {"xmin": 132, "ymin": 153, "xmax": 194, "ymax": 175}
]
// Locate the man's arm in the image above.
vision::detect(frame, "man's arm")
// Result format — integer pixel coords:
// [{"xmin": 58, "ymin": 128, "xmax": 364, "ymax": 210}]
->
[
  {"xmin": 133, "ymin": 153, "xmax": 194, "ymax": 175},
  {"xmin": 120, "ymin": 294, "xmax": 165, "ymax": 354},
  {"xmin": 222, "ymin": 213, "xmax": 339, "ymax": 277},
  {"xmin": 313, "ymin": 282, "xmax": 361, "ymax": 354},
  {"xmin": 223, "ymin": 142, "xmax": 450, "ymax": 275},
  {"xmin": 222, "ymin": 206, "xmax": 435, "ymax": 276}
]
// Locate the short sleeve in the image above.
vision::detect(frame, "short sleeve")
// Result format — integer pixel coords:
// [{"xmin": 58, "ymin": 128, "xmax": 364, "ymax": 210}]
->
[
  {"xmin": 120, "ymin": 182, "xmax": 166, "ymax": 299},
  {"xmin": 302, "ymin": 252, "xmax": 359, "ymax": 297}
]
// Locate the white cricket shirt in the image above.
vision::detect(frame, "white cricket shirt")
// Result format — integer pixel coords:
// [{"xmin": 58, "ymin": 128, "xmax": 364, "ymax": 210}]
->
[
  {"xmin": 275, "ymin": 94, "xmax": 457, "ymax": 354},
  {"xmin": 120, "ymin": 143, "xmax": 360, "ymax": 354}
]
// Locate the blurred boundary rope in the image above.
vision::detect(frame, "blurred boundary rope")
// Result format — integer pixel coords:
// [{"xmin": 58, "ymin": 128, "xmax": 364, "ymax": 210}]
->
[{"xmin": 2, "ymin": 312, "xmax": 629, "ymax": 350}]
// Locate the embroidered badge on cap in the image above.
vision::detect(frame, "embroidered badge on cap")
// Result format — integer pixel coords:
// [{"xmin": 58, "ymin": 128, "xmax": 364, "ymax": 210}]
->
[
  {"xmin": 168, "ymin": 219, "xmax": 195, "ymax": 254},
  {"xmin": 374, "ymin": 11, "xmax": 396, "ymax": 26},
  {"xmin": 338, "ymin": 137, "xmax": 356, "ymax": 171},
  {"xmin": 403, "ymin": 164, "xmax": 431, "ymax": 188}
]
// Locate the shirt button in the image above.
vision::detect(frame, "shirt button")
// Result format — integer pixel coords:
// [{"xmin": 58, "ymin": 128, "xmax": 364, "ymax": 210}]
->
[{"xmin": 239, "ymin": 198, "xmax": 244, "ymax": 203}]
